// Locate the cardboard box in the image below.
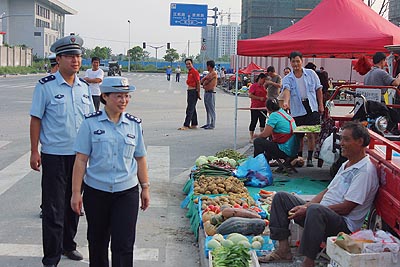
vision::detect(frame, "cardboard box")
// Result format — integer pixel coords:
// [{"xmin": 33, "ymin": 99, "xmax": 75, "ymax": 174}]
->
[{"xmin": 326, "ymin": 237, "xmax": 400, "ymax": 267}]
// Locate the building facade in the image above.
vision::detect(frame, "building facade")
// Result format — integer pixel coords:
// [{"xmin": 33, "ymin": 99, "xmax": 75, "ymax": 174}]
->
[
  {"xmin": 0, "ymin": 0, "xmax": 76, "ymax": 58},
  {"xmin": 201, "ymin": 22, "xmax": 241, "ymax": 60},
  {"xmin": 389, "ymin": 0, "xmax": 400, "ymax": 27},
  {"xmin": 241, "ymin": 0, "xmax": 321, "ymax": 39}
]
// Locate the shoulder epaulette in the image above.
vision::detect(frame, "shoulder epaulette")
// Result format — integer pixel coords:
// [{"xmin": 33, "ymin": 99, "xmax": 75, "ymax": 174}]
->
[
  {"xmin": 39, "ymin": 75, "xmax": 56, "ymax": 84},
  {"xmin": 85, "ymin": 111, "xmax": 102, "ymax": 119},
  {"xmin": 79, "ymin": 77, "xmax": 89, "ymax": 86},
  {"xmin": 125, "ymin": 113, "xmax": 142, "ymax": 123}
]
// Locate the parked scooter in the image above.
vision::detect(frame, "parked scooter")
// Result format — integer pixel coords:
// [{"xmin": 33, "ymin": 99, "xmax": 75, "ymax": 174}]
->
[{"xmin": 329, "ymin": 90, "xmax": 395, "ymax": 177}]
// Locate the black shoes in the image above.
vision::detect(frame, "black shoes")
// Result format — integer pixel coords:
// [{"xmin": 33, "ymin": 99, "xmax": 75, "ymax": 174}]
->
[
  {"xmin": 63, "ymin": 250, "xmax": 83, "ymax": 261},
  {"xmin": 200, "ymin": 124, "xmax": 209, "ymax": 128},
  {"xmin": 306, "ymin": 159, "xmax": 314, "ymax": 167}
]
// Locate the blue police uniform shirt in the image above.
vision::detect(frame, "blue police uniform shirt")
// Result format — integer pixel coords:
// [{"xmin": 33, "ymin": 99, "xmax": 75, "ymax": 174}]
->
[
  {"xmin": 282, "ymin": 68, "xmax": 322, "ymax": 117},
  {"xmin": 74, "ymin": 110, "xmax": 147, "ymax": 193},
  {"xmin": 30, "ymin": 71, "xmax": 94, "ymax": 155}
]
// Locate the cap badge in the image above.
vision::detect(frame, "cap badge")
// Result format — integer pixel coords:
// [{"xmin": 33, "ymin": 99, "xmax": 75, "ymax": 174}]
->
[
  {"xmin": 70, "ymin": 37, "xmax": 76, "ymax": 43},
  {"xmin": 120, "ymin": 78, "xmax": 129, "ymax": 87}
]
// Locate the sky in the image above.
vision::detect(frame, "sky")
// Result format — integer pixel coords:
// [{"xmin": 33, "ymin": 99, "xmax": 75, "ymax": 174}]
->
[{"xmin": 61, "ymin": 0, "xmax": 241, "ymax": 58}]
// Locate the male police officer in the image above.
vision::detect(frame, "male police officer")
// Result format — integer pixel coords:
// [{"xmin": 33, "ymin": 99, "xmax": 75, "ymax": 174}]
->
[
  {"xmin": 48, "ymin": 53, "xmax": 59, "ymax": 74},
  {"xmin": 30, "ymin": 33, "xmax": 94, "ymax": 267}
]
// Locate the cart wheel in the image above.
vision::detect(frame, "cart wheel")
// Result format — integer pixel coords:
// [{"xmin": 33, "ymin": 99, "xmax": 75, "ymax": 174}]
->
[{"xmin": 367, "ymin": 208, "xmax": 382, "ymax": 232}]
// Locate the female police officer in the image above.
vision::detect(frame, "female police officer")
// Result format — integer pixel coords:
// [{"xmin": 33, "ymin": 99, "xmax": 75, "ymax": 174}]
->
[{"xmin": 71, "ymin": 76, "xmax": 150, "ymax": 267}]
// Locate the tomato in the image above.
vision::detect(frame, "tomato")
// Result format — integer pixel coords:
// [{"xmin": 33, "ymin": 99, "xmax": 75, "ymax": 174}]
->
[
  {"xmin": 242, "ymin": 203, "xmax": 249, "ymax": 209},
  {"xmin": 264, "ymin": 219, "xmax": 270, "ymax": 226},
  {"xmin": 208, "ymin": 205, "xmax": 215, "ymax": 211},
  {"xmin": 233, "ymin": 204, "xmax": 241, "ymax": 208},
  {"xmin": 214, "ymin": 207, "xmax": 220, "ymax": 214}
]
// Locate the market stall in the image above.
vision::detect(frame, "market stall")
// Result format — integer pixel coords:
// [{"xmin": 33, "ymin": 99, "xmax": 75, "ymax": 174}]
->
[{"xmin": 181, "ymin": 149, "xmax": 330, "ymax": 266}]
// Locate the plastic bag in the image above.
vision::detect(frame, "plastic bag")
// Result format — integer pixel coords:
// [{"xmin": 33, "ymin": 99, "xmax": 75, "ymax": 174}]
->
[
  {"xmin": 234, "ymin": 154, "xmax": 273, "ymax": 187},
  {"xmin": 319, "ymin": 133, "xmax": 339, "ymax": 164}
]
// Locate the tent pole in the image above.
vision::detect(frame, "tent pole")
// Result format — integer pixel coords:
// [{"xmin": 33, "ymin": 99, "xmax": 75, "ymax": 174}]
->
[
  {"xmin": 234, "ymin": 55, "xmax": 239, "ymax": 150},
  {"xmin": 349, "ymin": 60, "xmax": 353, "ymax": 82}
]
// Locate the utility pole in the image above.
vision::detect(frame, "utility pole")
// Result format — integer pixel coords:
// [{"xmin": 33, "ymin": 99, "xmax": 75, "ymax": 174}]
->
[
  {"xmin": 187, "ymin": 40, "xmax": 190, "ymax": 58},
  {"xmin": 148, "ymin": 45, "xmax": 164, "ymax": 70},
  {"xmin": 207, "ymin": 7, "xmax": 218, "ymax": 60},
  {"xmin": 127, "ymin": 20, "xmax": 131, "ymax": 72}
]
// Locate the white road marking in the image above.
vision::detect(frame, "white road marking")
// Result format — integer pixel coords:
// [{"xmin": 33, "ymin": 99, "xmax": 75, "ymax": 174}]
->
[
  {"xmin": 157, "ymin": 90, "xmax": 166, "ymax": 93},
  {"xmin": 0, "ymin": 141, "xmax": 10, "ymax": 149},
  {"xmin": 146, "ymin": 146, "xmax": 169, "ymax": 208},
  {"xmin": 0, "ymin": 151, "xmax": 31, "ymax": 196},
  {"xmin": 173, "ymin": 90, "xmax": 181, "ymax": 94},
  {"xmin": 0, "ymin": 243, "xmax": 159, "ymax": 261}
]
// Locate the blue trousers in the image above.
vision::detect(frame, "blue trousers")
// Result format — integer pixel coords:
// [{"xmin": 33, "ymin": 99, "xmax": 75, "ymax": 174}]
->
[{"xmin": 204, "ymin": 91, "xmax": 216, "ymax": 127}]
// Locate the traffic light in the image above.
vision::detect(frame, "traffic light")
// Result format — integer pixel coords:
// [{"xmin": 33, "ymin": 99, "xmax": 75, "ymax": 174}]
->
[
  {"xmin": 143, "ymin": 42, "xmax": 146, "ymax": 49},
  {"xmin": 167, "ymin": 43, "xmax": 170, "ymax": 49}
]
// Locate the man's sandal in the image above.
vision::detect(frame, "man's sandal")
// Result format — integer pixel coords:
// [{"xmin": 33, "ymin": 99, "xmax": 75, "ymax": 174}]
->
[
  {"xmin": 258, "ymin": 251, "xmax": 293, "ymax": 263},
  {"xmin": 178, "ymin": 126, "xmax": 189, "ymax": 130}
]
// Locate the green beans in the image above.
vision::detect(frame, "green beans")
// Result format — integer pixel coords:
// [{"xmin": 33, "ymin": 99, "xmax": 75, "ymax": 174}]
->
[{"xmin": 211, "ymin": 244, "xmax": 251, "ymax": 267}]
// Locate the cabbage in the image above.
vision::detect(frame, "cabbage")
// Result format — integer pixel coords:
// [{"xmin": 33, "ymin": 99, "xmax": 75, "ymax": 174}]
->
[
  {"xmin": 227, "ymin": 159, "xmax": 237, "ymax": 167},
  {"xmin": 207, "ymin": 239, "xmax": 221, "ymax": 249},
  {"xmin": 220, "ymin": 157, "xmax": 230, "ymax": 163},
  {"xmin": 195, "ymin": 156, "xmax": 208, "ymax": 167},
  {"xmin": 207, "ymin": 156, "xmax": 219, "ymax": 163}
]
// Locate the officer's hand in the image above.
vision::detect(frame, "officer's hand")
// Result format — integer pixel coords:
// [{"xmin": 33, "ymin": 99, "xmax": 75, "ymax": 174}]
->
[
  {"xmin": 140, "ymin": 188, "xmax": 150, "ymax": 211},
  {"xmin": 30, "ymin": 151, "xmax": 41, "ymax": 171},
  {"xmin": 71, "ymin": 192, "xmax": 83, "ymax": 215},
  {"xmin": 318, "ymin": 104, "xmax": 325, "ymax": 113}
]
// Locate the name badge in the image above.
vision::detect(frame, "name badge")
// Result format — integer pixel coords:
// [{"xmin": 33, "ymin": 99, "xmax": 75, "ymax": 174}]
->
[
  {"xmin": 94, "ymin": 129, "xmax": 105, "ymax": 135},
  {"xmin": 54, "ymin": 94, "xmax": 64, "ymax": 99},
  {"xmin": 127, "ymin": 133, "xmax": 135, "ymax": 139}
]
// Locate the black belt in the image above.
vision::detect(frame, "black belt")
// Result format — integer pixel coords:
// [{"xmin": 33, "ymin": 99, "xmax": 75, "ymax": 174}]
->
[{"xmin": 205, "ymin": 91, "xmax": 216, "ymax": 93}]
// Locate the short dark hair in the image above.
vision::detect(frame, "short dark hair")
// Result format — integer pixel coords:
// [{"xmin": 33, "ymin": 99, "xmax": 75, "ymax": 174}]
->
[
  {"xmin": 342, "ymin": 121, "xmax": 370, "ymax": 147},
  {"xmin": 266, "ymin": 66, "xmax": 275, "ymax": 73},
  {"xmin": 207, "ymin": 60, "xmax": 215, "ymax": 68},
  {"xmin": 266, "ymin": 98, "xmax": 280, "ymax": 112},
  {"xmin": 284, "ymin": 67, "xmax": 291, "ymax": 72},
  {"xmin": 289, "ymin": 51, "xmax": 303, "ymax": 60},
  {"xmin": 100, "ymin": 93, "xmax": 110, "ymax": 105},
  {"xmin": 372, "ymin": 52, "xmax": 386, "ymax": 64},
  {"xmin": 185, "ymin": 58, "xmax": 193, "ymax": 64},
  {"xmin": 305, "ymin": 62, "xmax": 317, "ymax": 70},
  {"xmin": 256, "ymin": 73, "xmax": 267, "ymax": 82},
  {"xmin": 91, "ymin": 57, "xmax": 100, "ymax": 63}
]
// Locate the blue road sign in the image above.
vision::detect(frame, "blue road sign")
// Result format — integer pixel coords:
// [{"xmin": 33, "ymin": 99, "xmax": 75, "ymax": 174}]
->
[{"xmin": 170, "ymin": 3, "xmax": 208, "ymax": 27}]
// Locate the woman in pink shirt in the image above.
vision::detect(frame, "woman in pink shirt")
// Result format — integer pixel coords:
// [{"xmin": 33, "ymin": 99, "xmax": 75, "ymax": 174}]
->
[{"xmin": 248, "ymin": 73, "xmax": 268, "ymax": 142}]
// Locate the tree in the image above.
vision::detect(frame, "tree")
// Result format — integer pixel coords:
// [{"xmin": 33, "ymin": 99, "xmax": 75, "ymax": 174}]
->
[
  {"xmin": 86, "ymin": 46, "xmax": 112, "ymax": 60},
  {"xmin": 128, "ymin": 46, "xmax": 145, "ymax": 62},
  {"xmin": 143, "ymin": 51, "xmax": 150, "ymax": 61},
  {"xmin": 180, "ymin": 53, "xmax": 187, "ymax": 61},
  {"xmin": 364, "ymin": 0, "xmax": 389, "ymax": 17},
  {"xmin": 218, "ymin": 55, "xmax": 230, "ymax": 62},
  {"xmin": 163, "ymin": 48, "xmax": 179, "ymax": 64}
]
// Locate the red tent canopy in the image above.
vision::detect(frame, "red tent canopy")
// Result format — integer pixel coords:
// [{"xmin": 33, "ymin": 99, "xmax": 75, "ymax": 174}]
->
[
  {"xmin": 237, "ymin": 0, "xmax": 400, "ymax": 59},
  {"xmin": 238, "ymin": 62, "xmax": 263, "ymax": 74}
]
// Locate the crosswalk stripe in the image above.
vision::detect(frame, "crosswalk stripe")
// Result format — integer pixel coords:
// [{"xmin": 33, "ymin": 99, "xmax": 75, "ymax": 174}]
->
[
  {"xmin": 0, "ymin": 151, "xmax": 31, "ymax": 196},
  {"xmin": 0, "ymin": 243, "xmax": 159, "ymax": 261},
  {"xmin": 0, "ymin": 141, "xmax": 10, "ymax": 149}
]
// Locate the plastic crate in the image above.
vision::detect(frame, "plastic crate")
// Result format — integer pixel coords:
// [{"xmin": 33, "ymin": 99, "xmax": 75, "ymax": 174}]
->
[
  {"xmin": 326, "ymin": 237, "xmax": 400, "ymax": 267},
  {"xmin": 204, "ymin": 235, "xmax": 275, "ymax": 258}
]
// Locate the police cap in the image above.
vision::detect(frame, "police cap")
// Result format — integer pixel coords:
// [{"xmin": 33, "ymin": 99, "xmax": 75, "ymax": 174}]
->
[
  {"xmin": 100, "ymin": 77, "xmax": 136, "ymax": 93},
  {"xmin": 50, "ymin": 33, "xmax": 83, "ymax": 56},
  {"xmin": 48, "ymin": 53, "xmax": 57, "ymax": 66}
]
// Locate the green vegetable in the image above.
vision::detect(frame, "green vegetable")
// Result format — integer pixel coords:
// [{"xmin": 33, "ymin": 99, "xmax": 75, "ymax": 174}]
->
[
  {"xmin": 251, "ymin": 240, "xmax": 262, "ymax": 249},
  {"xmin": 215, "ymin": 149, "xmax": 246, "ymax": 162},
  {"xmin": 207, "ymin": 239, "xmax": 222, "ymax": 249},
  {"xmin": 227, "ymin": 233, "xmax": 248, "ymax": 244},
  {"xmin": 211, "ymin": 244, "xmax": 251, "ymax": 267},
  {"xmin": 238, "ymin": 240, "xmax": 251, "ymax": 249},
  {"xmin": 195, "ymin": 156, "xmax": 208, "ymax": 167},
  {"xmin": 221, "ymin": 239, "xmax": 234, "ymax": 247},
  {"xmin": 217, "ymin": 217, "xmax": 266, "ymax": 235}
]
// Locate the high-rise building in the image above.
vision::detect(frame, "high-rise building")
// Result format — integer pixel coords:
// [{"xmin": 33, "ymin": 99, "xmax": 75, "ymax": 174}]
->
[
  {"xmin": 0, "ymin": 0, "xmax": 76, "ymax": 58},
  {"xmin": 389, "ymin": 0, "xmax": 400, "ymax": 27},
  {"xmin": 201, "ymin": 22, "xmax": 241, "ymax": 60},
  {"xmin": 241, "ymin": 0, "xmax": 321, "ymax": 39}
]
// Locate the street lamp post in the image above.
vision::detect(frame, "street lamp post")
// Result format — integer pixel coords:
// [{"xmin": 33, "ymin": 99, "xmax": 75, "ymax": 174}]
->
[
  {"xmin": 148, "ymin": 45, "xmax": 164, "ymax": 70},
  {"xmin": 128, "ymin": 20, "xmax": 131, "ymax": 72}
]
